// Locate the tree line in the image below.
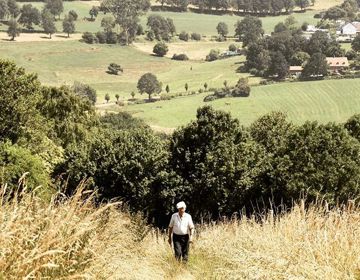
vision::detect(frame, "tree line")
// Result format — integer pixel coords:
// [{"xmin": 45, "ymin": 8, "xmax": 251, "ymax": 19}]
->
[
  {"xmin": 156, "ymin": 0, "xmax": 315, "ymax": 14},
  {"xmin": 2, "ymin": 59, "xmax": 360, "ymax": 227}
]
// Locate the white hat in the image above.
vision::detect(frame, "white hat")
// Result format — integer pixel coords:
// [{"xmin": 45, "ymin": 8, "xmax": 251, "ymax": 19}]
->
[{"xmin": 176, "ymin": 201, "xmax": 186, "ymax": 209}]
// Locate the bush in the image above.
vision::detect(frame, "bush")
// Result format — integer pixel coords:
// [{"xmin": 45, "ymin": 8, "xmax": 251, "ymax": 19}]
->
[
  {"xmin": 146, "ymin": 30, "xmax": 155, "ymax": 41},
  {"xmin": 229, "ymin": 44, "xmax": 237, "ymax": 52},
  {"xmin": 191, "ymin": 32, "xmax": 201, "ymax": 41},
  {"xmin": 172, "ymin": 53, "xmax": 189, "ymax": 61},
  {"xmin": 232, "ymin": 78, "xmax": 250, "ymax": 97},
  {"xmin": 107, "ymin": 63, "xmax": 123, "ymax": 75},
  {"xmin": 179, "ymin": 31, "xmax": 189, "ymax": 41},
  {"xmin": 106, "ymin": 31, "xmax": 118, "ymax": 44},
  {"xmin": 137, "ymin": 24, "xmax": 144, "ymax": 35},
  {"xmin": 205, "ymin": 49, "xmax": 220, "ymax": 62},
  {"xmin": 249, "ymin": 68, "xmax": 258, "ymax": 76},
  {"xmin": 203, "ymin": 95, "xmax": 217, "ymax": 102},
  {"xmin": 153, "ymin": 42, "xmax": 168, "ymax": 57},
  {"xmin": 346, "ymin": 50, "xmax": 357, "ymax": 61},
  {"xmin": 82, "ymin": 32, "xmax": 96, "ymax": 44},
  {"xmin": 96, "ymin": 31, "xmax": 106, "ymax": 44},
  {"xmin": 68, "ymin": 10, "xmax": 78, "ymax": 21}
]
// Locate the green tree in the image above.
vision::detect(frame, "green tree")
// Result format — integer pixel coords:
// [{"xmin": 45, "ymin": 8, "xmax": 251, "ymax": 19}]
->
[
  {"xmin": 267, "ymin": 51, "xmax": 289, "ymax": 80},
  {"xmin": 216, "ymin": 21, "xmax": 228, "ymax": 39},
  {"xmin": 62, "ymin": 15, "xmax": 75, "ymax": 38},
  {"xmin": 235, "ymin": 16, "xmax": 264, "ymax": 47},
  {"xmin": 115, "ymin": 93, "xmax": 120, "ymax": 102},
  {"xmin": 301, "ymin": 52, "xmax": 328, "ymax": 80},
  {"xmin": 352, "ymin": 34, "xmax": 360, "ymax": 52},
  {"xmin": 72, "ymin": 81, "xmax": 97, "ymax": 104},
  {"xmin": 42, "ymin": 9, "xmax": 57, "ymax": 39},
  {"xmin": 165, "ymin": 84, "xmax": 170, "ymax": 93},
  {"xmin": 0, "ymin": 60, "xmax": 43, "ymax": 143},
  {"xmin": 18, "ymin": 4, "xmax": 41, "ymax": 30},
  {"xmin": 101, "ymin": 15, "xmax": 115, "ymax": 34},
  {"xmin": 137, "ymin": 73, "xmax": 162, "ymax": 100},
  {"xmin": 345, "ymin": 114, "xmax": 360, "ymax": 141},
  {"xmin": 102, "ymin": 0, "xmax": 150, "ymax": 45},
  {"xmin": 204, "ymin": 82, "xmax": 208, "ymax": 91},
  {"xmin": 205, "ymin": 49, "xmax": 220, "ymax": 61},
  {"xmin": 68, "ymin": 10, "xmax": 78, "ymax": 21},
  {"xmin": 283, "ymin": 0, "xmax": 295, "ymax": 13},
  {"xmin": 105, "ymin": 93, "xmax": 110, "ymax": 103},
  {"xmin": 7, "ymin": 0, "xmax": 19, "ymax": 18},
  {"xmin": 107, "ymin": 63, "xmax": 123, "ymax": 75},
  {"xmin": 232, "ymin": 77, "xmax": 250, "ymax": 97},
  {"xmin": 185, "ymin": 83, "xmax": 189, "ymax": 92},
  {"xmin": 147, "ymin": 14, "xmax": 176, "ymax": 41},
  {"xmin": 89, "ymin": 6, "xmax": 99, "ymax": 20},
  {"xmin": 295, "ymin": 0, "xmax": 309, "ymax": 10},
  {"xmin": 0, "ymin": 0, "xmax": 8, "ymax": 20},
  {"xmin": 290, "ymin": 51, "xmax": 310, "ymax": 66},
  {"xmin": 324, "ymin": 6, "xmax": 347, "ymax": 20},
  {"xmin": 153, "ymin": 42, "xmax": 168, "ymax": 57},
  {"xmin": 44, "ymin": 0, "xmax": 63, "ymax": 19},
  {"xmin": 7, "ymin": 18, "xmax": 20, "ymax": 41}
]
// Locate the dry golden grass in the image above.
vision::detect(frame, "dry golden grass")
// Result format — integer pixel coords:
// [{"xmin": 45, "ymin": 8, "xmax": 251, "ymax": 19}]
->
[{"xmin": 1, "ymin": 184, "xmax": 360, "ymax": 279}]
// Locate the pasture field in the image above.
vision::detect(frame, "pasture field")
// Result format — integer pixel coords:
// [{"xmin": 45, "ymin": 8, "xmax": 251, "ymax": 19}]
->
[
  {"xmin": 121, "ymin": 79, "xmax": 360, "ymax": 129},
  {"xmin": 0, "ymin": 40, "xmax": 259, "ymax": 101}
]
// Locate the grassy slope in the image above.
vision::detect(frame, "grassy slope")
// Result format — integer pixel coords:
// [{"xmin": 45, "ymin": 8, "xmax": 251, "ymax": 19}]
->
[{"xmin": 122, "ymin": 79, "xmax": 360, "ymax": 128}]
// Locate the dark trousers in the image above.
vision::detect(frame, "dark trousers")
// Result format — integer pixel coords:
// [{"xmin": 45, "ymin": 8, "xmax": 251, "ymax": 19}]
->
[{"xmin": 173, "ymin": 233, "xmax": 189, "ymax": 262}]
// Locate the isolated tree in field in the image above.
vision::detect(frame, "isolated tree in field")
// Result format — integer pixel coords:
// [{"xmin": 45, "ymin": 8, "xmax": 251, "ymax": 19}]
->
[
  {"xmin": 89, "ymin": 6, "xmax": 99, "ymax": 20},
  {"xmin": 301, "ymin": 52, "xmax": 328, "ymax": 80},
  {"xmin": 131, "ymin": 91, "xmax": 135, "ymax": 99},
  {"xmin": 115, "ymin": 93, "xmax": 119, "ymax": 102},
  {"xmin": 185, "ymin": 83, "xmax": 189, "ymax": 92},
  {"xmin": 295, "ymin": 0, "xmax": 309, "ymax": 10},
  {"xmin": 235, "ymin": 16, "xmax": 264, "ymax": 47},
  {"xmin": 105, "ymin": 93, "xmax": 110, "ymax": 103},
  {"xmin": 206, "ymin": 49, "xmax": 220, "ymax": 61},
  {"xmin": 45, "ymin": 0, "xmax": 63, "ymax": 19},
  {"xmin": 153, "ymin": 42, "xmax": 168, "ymax": 57},
  {"xmin": 7, "ymin": 0, "xmax": 19, "ymax": 18},
  {"xmin": 223, "ymin": 80, "xmax": 228, "ymax": 88},
  {"xmin": 232, "ymin": 77, "xmax": 250, "ymax": 97},
  {"xmin": 137, "ymin": 73, "xmax": 162, "ymax": 100},
  {"xmin": 18, "ymin": 4, "xmax": 41, "ymax": 30},
  {"xmin": 68, "ymin": 10, "xmax": 78, "ymax": 21},
  {"xmin": 165, "ymin": 84, "xmax": 170, "ymax": 93},
  {"xmin": 62, "ymin": 15, "xmax": 75, "ymax": 38},
  {"xmin": 42, "ymin": 9, "xmax": 57, "ymax": 39},
  {"xmin": 352, "ymin": 34, "xmax": 360, "ymax": 52},
  {"xmin": 216, "ymin": 22, "xmax": 228, "ymax": 40},
  {"xmin": 7, "ymin": 18, "xmax": 20, "ymax": 40},
  {"xmin": 102, "ymin": 0, "xmax": 150, "ymax": 45},
  {"xmin": 107, "ymin": 63, "xmax": 123, "ymax": 75},
  {"xmin": 267, "ymin": 51, "xmax": 289, "ymax": 80},
  {"xmin": 204, "ymin": 82, "xmax": 208, "ymax": 91},
  {"xmin": 0, "ymin": 0, "xmax": 9, "ymax": 20}
]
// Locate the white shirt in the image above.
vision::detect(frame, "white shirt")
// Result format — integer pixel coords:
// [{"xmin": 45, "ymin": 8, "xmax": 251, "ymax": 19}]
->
[{"xmin": 169, "ymin": 212, "xmax": 194, "ymax": 235}]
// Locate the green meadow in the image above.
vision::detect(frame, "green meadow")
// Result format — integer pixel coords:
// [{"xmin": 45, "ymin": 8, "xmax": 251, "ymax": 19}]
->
[{"xmin": 121, "ymin": 79, "xmax": 360, "ymax": 128}]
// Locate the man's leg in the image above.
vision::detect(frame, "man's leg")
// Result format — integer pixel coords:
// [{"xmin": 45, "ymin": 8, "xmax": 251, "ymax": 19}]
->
[
  {"xmin": 173, "ymin": 234, "xmax": 182, "ymax": 261},
  {"xmin": 181, "ymin": 234, "xmax": 190, "ymax": 262}
]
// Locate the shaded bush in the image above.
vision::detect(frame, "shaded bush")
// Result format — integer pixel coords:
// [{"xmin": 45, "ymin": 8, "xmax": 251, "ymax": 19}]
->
[
  {"xmin": 82, "ymin": 32, "xmax": 96, "ymax": 44},
  {"xmin": 179, "ymin": 31, "xmax": 189, "ymax": 41},
  {"xmin": 191, "ymin": 32, "xmax": 201, "ymax": 41},
  {"xmin": 172, "ymin": 53, "xmax": 189, "ymax": 60}
]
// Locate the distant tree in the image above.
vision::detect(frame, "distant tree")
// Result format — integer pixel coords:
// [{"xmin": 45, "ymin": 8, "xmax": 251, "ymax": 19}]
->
[
  {"xmin": 284, "ymin": 15, "xmax": 297, "ymax": 28},
  {"xmin": 105, "ymin": 93, "xmax": 110, "ymax": 103},
  {"xmin": 301, "ymin": 22, "xmax": 309, "ymax": 31},
  {"xmin": 185, "ymin": 83, "xmax": 189, "ymax": 92},
  {"xmin": 204, "ymin": 82, "xmax": 208, "ymax": 91},
  {"xmin": 62, "ymin": 15, "xmax": 75, "ymax": 37},
  {"xmin": 102, "ymin": 0, "xmax": 150, "ymax": 45},
  {"xmin": 42, "ymin": 9, "xmax": 57, "ymax": 39},
  {"xmin": 324, "ymin": 6, "xmax": 347, "ymax": 20},
  {"xmin": 7, "ymin": 0, "xmax": 19, "ymax": 18},
  {"xmin": 301, "ymin": 52, "xmax": 328, "ymax": 80},
  {"xmin": 147, "ymin": 14, "xmax": 175, "ymax": 41},
  {"xmin": 205, "ymin": 49, "xmax": 220, "ymax": 61},
  {"xmin": 232, "ymin": 77, "xmax": 250, "ymax": 97},
  {"xmin": 115, "ymin": 93, "xmax": 119, "ymax": 102},
  {"xmin": 101, "ymin": 15, "xmax": 115, "ymax": 35},
  {"xmin": 345, "ymin": 49, "xmax": 357, "ymax": 60},
  {"xmin": 45, "ymin": 0, "xmax": 63, "ymax": 19},
  {"xmin": 7, "ymin": 18, "xmax": 20, "ymax": 40},
  {"xmin": 235, "ymin": 16, "xmax": 264, "ymax": 47},
  {"xmin": 72, "ymin": 81, "xmax": 97, "ymax": 104},
  {"xmin": 223, "ymin": 80, "xmax": 228, "ymax": 88},
  {"xmin": 165, "ymin": 84, "xmax": 170, "ymax": 93},
  {"xmin": 228, "ymin": 44, "xmax": 237, "ymax": 52},
  {"xmin": 0, "ymin": 0, "xmax": 9, "ymax": 20},
  {"xmin": 89, "ymin": 6, "xmax": 99, "ymax": 20},
  {"xmin": 153, "ymin": 42, "xmax": 168, "ymax": 57},
  {"xmin": 18, "ymin": 4, "xmax": 41, "ymax": 30},
  {"xmin": 191, "ymin": 32, "xmax": 201, "ymax": 41},
  {"xmin": 137, "ymin": 73, "xmax": 162, "ymax": 100},
  {"xmin": 131, "ymin": 91, "xmax": 135, "ymax": 98},
  {"xmin": 68, "ymin": 10, "xmax": 78, "ymax": 21},
  {"xmin": 267, "ymin": 51, "xmax": 289, "ymax": 80},
  {"xmin": 352, "ymin": 34, "xmax": 360, "ymax": 52},
  {"xmin": 216, "ymin": 22, "xmax": 228, "ymax": 40},
  {"xmin": 283, "ymin": 0, "xmax": 295, "ymax": 13},
  {"xmin": 82, "ymin": 31, "xmax": 96, "ymax": 43},
  {"xmin": 107, "ymin": 63, "xmax": 123, "ymax": 75},
  {"xmin": 290, "ymin": 51, "xmax": 310, "ymax": 66},
  {"xmin": 295, "ymin": 0, "xmax": 310, "ymax": 10},
  {"xmin": 179, "ymin": 31, "xmax": 189, "ymax": 41},
  {"xmin": 274, "ymin": 22, "xmax": 288, "ymax": 33}
]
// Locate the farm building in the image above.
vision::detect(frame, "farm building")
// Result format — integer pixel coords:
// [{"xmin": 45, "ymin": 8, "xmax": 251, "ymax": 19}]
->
[
  {"xmin": 338, "ymin": 22, "xmax": 360, "ymax": 36},
  {"xmin": 326, "ymin": 57, "xmax": 349, "ymax": 72},
  {"xmin": 289, "ymin": 66, "xmax": 303, "ymax": 77}
]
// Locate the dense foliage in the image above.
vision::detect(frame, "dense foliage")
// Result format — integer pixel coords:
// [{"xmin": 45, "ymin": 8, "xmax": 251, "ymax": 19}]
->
[{"xmin": 2, "ymin": 60, "xmax": 360, "ymax": 228}]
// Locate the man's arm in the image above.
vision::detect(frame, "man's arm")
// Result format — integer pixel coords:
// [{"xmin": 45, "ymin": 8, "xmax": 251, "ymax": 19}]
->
[
  {"xmin": 168, "ymin": 227, "xmax": 173, "ymax": 245},
  {"xmin": 188, "ymin": 216, "xmax": 195, "ymax": 242}
]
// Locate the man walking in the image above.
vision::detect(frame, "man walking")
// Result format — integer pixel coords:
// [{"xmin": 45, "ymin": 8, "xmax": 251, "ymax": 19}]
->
[{"xmin": 168, "ymin": 201, "xmax": 195, "ymax": 262}]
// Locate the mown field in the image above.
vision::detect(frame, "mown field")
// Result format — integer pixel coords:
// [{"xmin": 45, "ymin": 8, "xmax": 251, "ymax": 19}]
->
[{"xmin": 121, "ymin": 79, "xmax": 360, "ymax": 129}]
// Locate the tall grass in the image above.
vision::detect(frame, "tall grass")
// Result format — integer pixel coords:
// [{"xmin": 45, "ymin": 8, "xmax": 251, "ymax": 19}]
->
[{"xmin": 1, "ymin": 184, "xmax": 359, "ymax": 279}]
